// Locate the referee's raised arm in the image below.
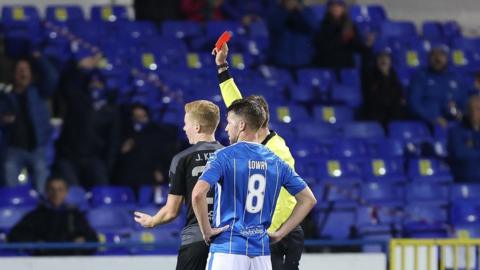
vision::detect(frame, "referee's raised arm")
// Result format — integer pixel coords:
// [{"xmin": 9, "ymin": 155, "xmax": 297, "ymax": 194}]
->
[{"xmin": 212, "ymin": 43, "xmax": 242, "ymax": 107}]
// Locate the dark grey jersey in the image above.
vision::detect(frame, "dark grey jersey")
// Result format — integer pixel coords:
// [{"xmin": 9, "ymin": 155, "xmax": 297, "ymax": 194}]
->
[{"xmin": 168, "ymin": 141, "xmax": 223, "ymax": 245}]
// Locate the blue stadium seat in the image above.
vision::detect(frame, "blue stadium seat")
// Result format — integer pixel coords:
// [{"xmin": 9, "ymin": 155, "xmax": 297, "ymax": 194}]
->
[
  {"xmin": 380, "ymin": 21, "xmax": 417, "ymax": 39},
  {"xmin": 205, "ymin": 21, "xmax": 245, "ymax": 39},
  {"xmin": 161, "ymin": 21, "xmax": 202, "ymax": 39},
  {"xmin": 403, "ymin": 203, "xmax": 449, "ymax": 238},
  {"xmin": 361, "ymin": 182, "xmax": 404, "ymax": 204},
  {"xmin": 90, "ymin": 186, "xmax": 136, "ymax": 208},
  {"xmin": 248, "ymin": 20, "xmax": 269, "ymax": 38},
  {"xmin": 452, "ymin": 37, "xmax": 480, "ymax": 52},
  {"xmin": 356, "ymin": 205, "xmax": 402, "ymax": 237},
  {"xmin": 450, "ymin": 200, "xmax": 480, "ymax": 226},
  {"xmin": 450, "ymin": 184, "xmax": 480, "ymax": 201},
  {"xmin": 295, "ymin": 157, "xmax": 322, "ymax": 185},
  {"xmin": 362, "ymin": 158, "xmax": 407, "ymax": 183},
  {"xmin": 349, "ymin": 5, "xmax": 370, "ymax": 23},
  {"xmin": 315, "ymin": 208, "xmax": 356, "ymax": 239},
  {"xmin": 407, "ymin": 158, "xmax": 453, "ymax": 182},
  {"xmin": 443, "ymin": 21, "xmax": 462, "ymax": 39},
  {"xmin": 1, "ymin": 5, "xmax": 40, "ymax": 24},
  {"xmin": 367, "ymin": 5, "xmax": 387, "ymax": 21},
  {"xmin": 452, "ymin": 224, "xmax": 480, "ymax": 238},
  {"xmin": 65, "ymin": 185, "xmax": 88, "ymax": 211},
  {"xmin": 45, "ymin": 5, "xmax": 84, "ymax": 24},
  {"xmin": 422, "ymin": 21, "xmax": 444, "ymax": 41},
  {"xmin": 87, "ymin": 206, "xmax": 132, "ymax": 230},
  {"xmin": 297, "ymin": 68, "xmax": 335, "ymax": 90},
  {"xmin": 129, "ymin": 228, "xmax": 180, "ymax": 255},
  {"xmin": 95, "ymin": 230, "xmax": 131, "ymax": 255},
  {"xmin": 0, "ymin": 186, "xmax": 39, "ymax": 207},
  {"xmin": 366, "ymin": 138, "xmax": 405, "ymax": 158},
  {"xmin": 342, "ymin": 122, "xmax": 385, "ymax": 139},
  {"xmin": 310, "ymin": 4, "xmax": 326, "ymax": 24},
  {"xmin": 331, "ymin": 84, "xmax": 362, "ymax": 108},
  {"xmin": 290, "ymin": 85, "xmax": 314, "ymax": 103},
  {"xmin": 405, "ymin": 182, "xmax": 449, "ymax": 204},
  {"xmin": 258, "ymin": 66, "xmax": 294, "ymax": 86},
  {"xmin": 313, "ymin": 106, "xmax": 354, "ymax": 124},
  {"xmin": 340, "ymin": 69, "xmax": 361, "ymax": 87},
  {"xmin": 294, "ymin": 122, "xmax": 338, "ymax": 140},
  {"xmin": 394, "ymin": 48, "xmax": 428, "ymax": 69},
  {"xmin": 388, "ymin": 121, "xmax": 431, "ymax": 142},
  {"xmin": 331, "ymin": 138, "xmax": 368, "ymax": 159},
  {"xmin": 317, "ymin": 158, "xmax": 363, "ymax": 184},
  {"xmin": 90, "ymin": 5, "xmax": 129, "ymax": 22},
  {"xmin": 291, "ymin": 140, "xmax": 331, "ymax": 159},
  {"xmin": 138, "ymin": 186, "xmax": 168, "ymax": 207},
  {"xmin": 0, "ymin": 206, "xmax": 34, "ymax": 232},
  {"xmin": 271, "ymin": 104, "xmax": 310, "ymax": 124}
]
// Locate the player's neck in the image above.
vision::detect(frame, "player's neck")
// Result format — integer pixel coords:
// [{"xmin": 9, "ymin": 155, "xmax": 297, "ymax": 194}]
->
[
  {"xmin": 238, "ymin": 131, "xmax": 260, "ymax": 144},
  {"xmin": 192, "ymin": 134, "xmax": 216, "ymax": 144},
  {"xmin": 257, "ymin": 127, "xmax": 270, "ymax": 142}
]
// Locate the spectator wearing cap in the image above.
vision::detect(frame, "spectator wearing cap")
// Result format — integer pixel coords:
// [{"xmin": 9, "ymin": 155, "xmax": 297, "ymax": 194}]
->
[
  {"xmin": 313, "ymin": 0, "xmax": 375, "ymax": 72},
  {"xmin": 8, "ymin": 176, "xmax": 98, "ymax": 255},
  {"xmin": 53, "ymin": 54, "xmax": 121, "ymax": 188},
  {"xmin": 113, "ymin": 104, "xmax": 182, "ymax": 195},
  {"xmin": 361, "ymin": 49, "xmax": 405, "ymax": 127},
  {"xmin": 448, "ymin": 95, "xmax": 480, "ymax": 182},
  {"xmin": 267, "ymin": 0, "xmax": 317, "ymax": 69},
  {"xmin": 0, "ymin": 52, "xmax": 59, "ymax": 193},
  {"xmin": 408, "ymin": 45, "xmax": 468, "ymax": 128}
]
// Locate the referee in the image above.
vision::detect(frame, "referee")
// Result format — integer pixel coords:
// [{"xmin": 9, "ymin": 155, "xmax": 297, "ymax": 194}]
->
[{"xmin": 212, "ymin": 44, "xmax": 304, "ymax": 270}]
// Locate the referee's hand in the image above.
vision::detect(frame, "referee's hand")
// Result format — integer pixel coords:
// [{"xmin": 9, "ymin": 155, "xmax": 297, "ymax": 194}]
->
[
  {"xmin": 212, "ymin": 43, "xmax": 229, "ymax": 65},
  {"xmin": 134, "ymin": 211, "xmax": 155, "ymax": 228}
]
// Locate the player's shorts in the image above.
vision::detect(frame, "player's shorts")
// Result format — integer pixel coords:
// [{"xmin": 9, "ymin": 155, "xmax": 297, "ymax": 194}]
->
[
  {"xmin": 206, "ymin": 252, "xmax": 272, "ymax": 270},
  {"xmin": 176, "ymin": 241, "xmax": 209, "ymax": 270}
]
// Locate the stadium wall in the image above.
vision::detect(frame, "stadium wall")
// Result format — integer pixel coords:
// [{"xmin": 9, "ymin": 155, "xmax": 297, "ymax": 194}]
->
[{"xmin": 1, "ymin": 253, "xmax": 386, "ymax": 270}]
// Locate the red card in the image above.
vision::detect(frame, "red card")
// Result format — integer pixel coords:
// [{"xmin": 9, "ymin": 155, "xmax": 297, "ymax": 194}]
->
[{"xmin": 215, "ymin": 31, "xmax": 232, "ymax": 50}]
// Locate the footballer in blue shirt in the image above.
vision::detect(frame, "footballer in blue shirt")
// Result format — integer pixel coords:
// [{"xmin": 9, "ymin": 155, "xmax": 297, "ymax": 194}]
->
[{"xmin": 192, "ymin": 99, "xmax": 317, "ymax": 270}]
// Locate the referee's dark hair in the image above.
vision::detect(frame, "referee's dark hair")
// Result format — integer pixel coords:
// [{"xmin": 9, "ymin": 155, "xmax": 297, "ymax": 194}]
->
[
  {"xmin": 245, "ymin": 95, "xmax": 269, "ymax": 129},
  {"xmin": 227, "ymin": 98, "xmax": 266, "ymax": 131}
]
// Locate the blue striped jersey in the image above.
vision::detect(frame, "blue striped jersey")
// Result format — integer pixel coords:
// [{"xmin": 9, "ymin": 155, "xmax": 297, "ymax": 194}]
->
[{"xmin": 200, "ymin": 141, "xmax": 307, "ymax": 256}]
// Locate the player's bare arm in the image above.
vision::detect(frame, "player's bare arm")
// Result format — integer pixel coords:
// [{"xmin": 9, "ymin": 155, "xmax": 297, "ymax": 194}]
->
[
  {"xmin": 268, "ymin": 187, "xmax": 317, "ymax": 244},
  {"xmin": 134, "ymin": 194, "xmax": 183, "ymax": 228},
  {"xmin": 192, "ymin": 180, "xmax": 229, "ymax": 245}
]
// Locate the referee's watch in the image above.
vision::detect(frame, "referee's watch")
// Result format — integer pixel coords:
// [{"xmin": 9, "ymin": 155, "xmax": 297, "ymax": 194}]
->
[{"xmin": 217, "ymin": 62, "xmax": 229, "ymax": 70}]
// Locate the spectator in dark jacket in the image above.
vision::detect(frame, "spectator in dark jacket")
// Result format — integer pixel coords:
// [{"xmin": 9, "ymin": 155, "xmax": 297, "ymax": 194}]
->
[
  {"xmin": 114, "ymin": 104, "xmax": 181, "ymax": 194},
  {"xmin": 362, "ymin": 49, "xmax": 405, "ymax": 127},
  {"xmin": 313, "ymin": 0, "xmax": 374, "ymax": 72},
  {"xmin": 8, "ymin": 177, "xmax": 98, "ymax": 255},
  {"xmin": 134, "ymin": 0, "xmax": 180, "ymax": 22},
  {"xmin": 0, "ymin": 53, "xmax": 59, "ymax": 193},
  {"xmin": 448, "ymin": 95, "xmax": 480, "ymax": 182},
  {"xmin": 54, "ymin": 54, "xmax": 121, "ymax": 188},
  {"xmin": 408, "ymin": 46, "xmax": 468, "ymax": 128},
  {"xmin": 267, "ymin": 0, "xmax": 316, "ymax": 69},
  {"xmin": 181, "ymin": 0, "xmax": 224, "ymax": 22}
]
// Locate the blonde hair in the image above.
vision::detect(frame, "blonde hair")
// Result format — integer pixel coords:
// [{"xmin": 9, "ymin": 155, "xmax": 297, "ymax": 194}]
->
[{"xmin": 185, "ymin": 100, "xmax": 220, "ymax": 134}]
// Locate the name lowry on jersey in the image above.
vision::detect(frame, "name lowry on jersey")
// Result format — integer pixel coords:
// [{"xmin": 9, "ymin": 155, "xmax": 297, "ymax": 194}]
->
[{"xmin": 249, "ymin": 160, "xmax": 268, "ymax": 170}]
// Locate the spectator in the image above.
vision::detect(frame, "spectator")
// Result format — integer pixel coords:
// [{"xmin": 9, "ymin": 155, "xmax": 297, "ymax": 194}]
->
[
  {"xmin": 448, "ymin": 95, "xmax": 480, "ymax": 182},
  {"xmin": 361, "ymin": 49, "xmax": 405, "ymax": 127},
  {"xmin": 181, "ymin": 0, "xmax": 224, "ymax": 22},
  {"xmin": 267, "ymin": 0, "xmax": 316, "ymax": 69},
  {"xmin": 313, "ymin": 0, "xmax": 374, "ymax": 71},
  {"xmin": 53, "ymin": 54, "xmax": 121, "ymax": 188},
  {"xmin": 470, "ymin": 71, "xmax": 480, "ymax": 96},
  {"xmin": 0, "ymin": 53, "xmax": 59, "ymax": 194},
  {"xmin": 113, "ymin": 104, "xmax": 181, "ymax": 194},
  {"xmin": 408, "ymin": 46, "xmax": 468, "ymax": 128},
  {"xmin": 8, "ymin": 177, "xmax": 98, "ymax": 255},
  {"xmin": 134, "ymin": 0, "xmax": 180, "ymax": 22},
  {"xmin": 221, "ymin": 0, "xmax": 273, "ymax": 25}
]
